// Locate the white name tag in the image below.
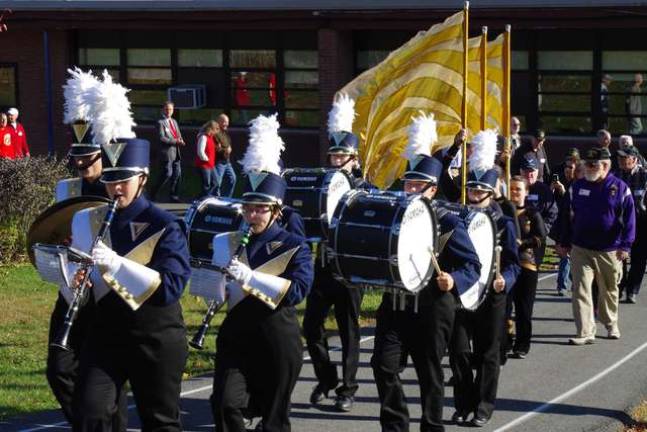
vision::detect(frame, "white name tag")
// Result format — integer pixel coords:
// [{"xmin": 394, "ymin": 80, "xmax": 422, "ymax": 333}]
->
[
  {"xmin": 579, "ymin": 189, "xmax": 591, "ymax": 197},
  {"xmin": 634, "ymin": 189, "xmax": 645, "ymax": 196},
  {"xmin": 527, "ymin": 194, "xmax": 539, "ymax": 201},
  {"xmin": 540, "ymin": 158, "xmax": 546, "ymax": 163}
]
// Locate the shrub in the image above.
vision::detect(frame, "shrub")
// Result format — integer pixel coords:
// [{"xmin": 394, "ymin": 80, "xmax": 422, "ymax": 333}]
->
[{"xmin": 0, "ymin": 157, "xmax": 71, "ymax": 264}]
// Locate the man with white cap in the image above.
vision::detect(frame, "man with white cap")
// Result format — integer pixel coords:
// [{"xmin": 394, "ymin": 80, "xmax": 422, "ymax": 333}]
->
[{"xmin": 7, "ymin": 107, "xmax": 29, "ymax": 158}]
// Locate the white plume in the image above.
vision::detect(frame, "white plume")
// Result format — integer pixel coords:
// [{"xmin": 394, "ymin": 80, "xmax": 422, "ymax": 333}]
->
[
  {"xmin": 240, "ymin": 114, "xmax": 285, "ymax": 175},
  {"xmin": 327, "ymin": 93, "xmax": 356, "ymax": 135},
  {"xmin": 404, "ymin": 112, "xmax": 438, "ymax": 161},
  {"xmin": 468, "ymin": 129, "xmax": 498, "ymax": 172},
  {"xmin": 87, "ymin": 70, "xmax": 136, "ymax": 145},
  {"xmin": 63, "ymin": 67, "xmax": 100, "ymax": 124}
]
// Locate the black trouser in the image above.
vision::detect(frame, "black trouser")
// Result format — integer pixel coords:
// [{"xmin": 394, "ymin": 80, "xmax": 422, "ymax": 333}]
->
[
  {"xmin": 371, "ymin": 291, "xmax": 456, "ymax": 432},
  {"xmin": 303, "ymin": 266, "xmax": 363, "ymax": 397},
  {"xmin": 47, "ymin": 295, "xmax": 128, "ymax": 431},
  {"xmin": 211, "ymin": 304, "xmax": 303, "ymax": 432},
  {"xmin": 622, "ymin": 222, "xmax": 647, "ymax": 296},
  {"xmin": 512, "ymin": 268, "xmax": 538, "ymax": 354},
  {"xmin": 451, "ymin": 290, "xmax": 506, "ymax": 420},
  {"xmin": 150, "ymin": 156, "xmax": 181, "ymax": 200},
  {"xmin": 73, "ymin": 330, "xmax": 187, "ymax": 432}
]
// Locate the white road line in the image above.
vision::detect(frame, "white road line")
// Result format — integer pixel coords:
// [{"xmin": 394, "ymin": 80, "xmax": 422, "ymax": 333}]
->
[
  {"xmin": 538, "ymin": 272, "xmax": 557, "ymax": 282},
  {"xmin": 18, "ymin": 335, "xmax": 376, "ymax": 432},
  {"xmin": 494, "ymin": 340, "xmax": 647, "ymax": 432}
]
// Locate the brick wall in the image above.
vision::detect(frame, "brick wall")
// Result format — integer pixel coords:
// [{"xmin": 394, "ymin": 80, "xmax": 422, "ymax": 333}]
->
[
  {"xmin": 0, "ymin": 29, "xmax": 70, "ymax": 157},
  {"xmin": 318, "ymin": 28, "xmax": 355, "ymax": 165}
]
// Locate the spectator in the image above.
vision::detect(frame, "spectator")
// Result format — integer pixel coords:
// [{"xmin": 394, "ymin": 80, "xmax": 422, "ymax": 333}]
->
[
  {"xmin": 553, "ymin": 147, "xmax": 580, "ymax": 180},
  {"xmin": 618, "ymin": 134, "xmax": 647, "ymax": 167},
  {"xmin": 194, "ymin": 120, "xmax": 220, "ymax": 198},
  {"xmin": 615, "ymin": 145, "xmax": 647, "ymax": 304},
  {"xmin": 0, "ymin": 112, "xmax": 14, "ymax": 159},
  {"xmin": 626, "ymin": 73, "xmax": 643, "ymax": 136},
  {"xmin": 597, "ymin": 129, "xmax": 611, "ymax": 149},
  {"xmin": 520, "ymin": 156, "xmax": 557, "ymax": 241},
  {"xmin": 512, "ymin": 129, "xmax": 551, "ymax": 184},
  {"xmin": 557, "ymin": 147, "xmax": 635, "ymax": 345},
  {"xmin": 7, "ymin": 107, "xmax": 29, "ymax": 158},
  {"xmin": 498, "ymin": 117, "xmax": 523, "ymax": 170},
  {"xmin": 509, "ymin": 175, "xmax": 547, "ymax": 359},
  {"xmin": 150, "ymin": 101, "xmax": 185, "ymax": 203},
  {"xmin": 235, "ymin": 71, "xmax": 250, "ymax": 122},
  {"xmin": 214, "ymin": 113, "xmax": 237, "ymax": 197},
  {"xmin": 601, "ymin": 74, "xmax": 612, "ymax": 130},
  {"xmin": 551, "ymin": 157, "xmax": 578, "ymax": 296}
]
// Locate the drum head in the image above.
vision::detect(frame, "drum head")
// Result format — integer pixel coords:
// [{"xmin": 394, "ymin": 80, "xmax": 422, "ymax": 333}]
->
[
  {"xmin": 324, "ymin": 170, "xmax": 353, "ymax": 224},
  {"xmin": 186, "ymin": 197, "xmax": 243, "ymax": 262},
  {"xmin": 396, "ymin": 197, "xmax": 436, "ymax": 291},
  {"xmin": 459, "ymin": 211, "xmax": 496, "ymax": 311}
]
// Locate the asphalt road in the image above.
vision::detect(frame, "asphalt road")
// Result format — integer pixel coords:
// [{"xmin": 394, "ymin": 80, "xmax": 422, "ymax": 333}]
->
[{"xmin": 5, "ymin": 272, "xmax": 647, "ymax": 432}]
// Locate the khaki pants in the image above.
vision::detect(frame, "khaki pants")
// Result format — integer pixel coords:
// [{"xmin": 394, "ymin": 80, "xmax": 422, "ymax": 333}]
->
[{"xmin": 570, "ymin": 245, "xmax": 623, "ymax": 338}]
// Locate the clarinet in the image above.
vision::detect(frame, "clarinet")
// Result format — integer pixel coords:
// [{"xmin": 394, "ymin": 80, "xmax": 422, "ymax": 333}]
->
[
  {"xmin": 189, "ymin": 225, "xmax": 253, "ymax": 350},
  {"xmin": 50, "ymin": 195, "xmax": 121, "ymax": 351}
]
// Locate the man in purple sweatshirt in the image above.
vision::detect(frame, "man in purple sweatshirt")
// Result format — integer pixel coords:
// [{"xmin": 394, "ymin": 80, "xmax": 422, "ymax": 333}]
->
[{"xmin": 557, "ymin": 147, "xmax": 635, "ymax": 345}]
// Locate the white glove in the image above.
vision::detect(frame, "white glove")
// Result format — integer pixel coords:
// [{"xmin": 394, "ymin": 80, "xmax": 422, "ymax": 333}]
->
[
  {"xmin": 227, "ymin": 258, "xmax": 253, "ymax": 286},
  {"xmin": 92, "ymin": 241, "xmax": 122, "ymax": 275}
]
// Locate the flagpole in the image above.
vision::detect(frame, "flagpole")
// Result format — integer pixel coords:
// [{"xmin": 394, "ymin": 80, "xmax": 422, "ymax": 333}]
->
[
  {"xmin": 461, "ymin": 1, "xmax": 469, "ymax": 205},
  {"xmin": 503, "ymin": 24, "xmax": 512, "ymax": 198},
  {"xmin": 481, "ymin": 26, "xmax": 488, "ymax": 130}
]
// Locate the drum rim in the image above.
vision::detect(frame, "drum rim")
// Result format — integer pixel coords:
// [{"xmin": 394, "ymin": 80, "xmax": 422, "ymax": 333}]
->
[{"xmin": 185, "ymin": 197, "xmax": 244, "ymax": 261}]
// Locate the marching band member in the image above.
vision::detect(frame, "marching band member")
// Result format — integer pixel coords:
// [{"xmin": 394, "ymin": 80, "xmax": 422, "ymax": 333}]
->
[
  {"xmin": 47, "ymin": 68, "xmax": 127, "ymax": 431},
  {"xmin": 450, "ymin": 130, "xmax": 520, "ymax": 427},
  {"xmin": 303, "ymin": 94, "xmax": 374, "ymax": 412},
  {"xmin": 371, "ymin": 113, "xmax": 481, "ymax": 432},
  {"xmin": 72, "ymin": 73, "xmax": 191, "ymax": 431},
  {"xmin": 210, "ymin": 114, "xmax": 313, "ymax": 432}
]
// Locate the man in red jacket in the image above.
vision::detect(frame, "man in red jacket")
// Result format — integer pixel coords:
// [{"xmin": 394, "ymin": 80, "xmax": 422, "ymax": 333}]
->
[{"xmin": 7, "ymin": 107, "xmax": 29, "ymax": 158}]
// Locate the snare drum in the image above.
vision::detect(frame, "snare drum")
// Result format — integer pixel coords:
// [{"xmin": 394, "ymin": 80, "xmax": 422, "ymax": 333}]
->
[
  {"xmin": 328, "ymin": 190, "xmax": 438, "ymax": 292},
  {"xmin": 433, "ymin": 201, "xmax": 496, "ymax": 311},
  {"xmin": 283, "ymin": 168, "xmax": 353, "ymax": 240},
  {"xmin": 184, "ymin": 197, "xmax": 244, "ymax": 263}
]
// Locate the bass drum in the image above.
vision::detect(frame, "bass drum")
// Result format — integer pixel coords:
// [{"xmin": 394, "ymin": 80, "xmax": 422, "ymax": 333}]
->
[
  {"xmin": 433, "ymin": 201, "xmax": 496, "ymax": 311},
  {"xmin": 328, "ymin": 190, "xmax": 438, "ymax": 292},
  {"xmin": 184, "ymin": 197, "xmax": 244, "ymax": 263},
  {"xmin": 283, "ymin": 168, "xmax": 353, "ymax": 240}
]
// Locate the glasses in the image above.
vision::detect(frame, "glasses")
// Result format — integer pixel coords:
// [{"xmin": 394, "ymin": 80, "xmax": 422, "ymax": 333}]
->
[
  {"xmin": 585, "ymin": 162, "xmax": 601, "ymax": 168},
  {"xmin": 242, "ymin": 204, "xmax": 272, "ymax": 214}
]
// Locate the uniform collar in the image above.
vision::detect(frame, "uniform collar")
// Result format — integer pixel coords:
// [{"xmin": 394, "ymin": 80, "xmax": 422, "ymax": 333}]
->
[
  {"xmin": 247, "ymin": 220, "xmax": 282, "ymax": 259},
  {"xmin": 114, "ymin": 195, "xmax": 149, "ymax": 229}
]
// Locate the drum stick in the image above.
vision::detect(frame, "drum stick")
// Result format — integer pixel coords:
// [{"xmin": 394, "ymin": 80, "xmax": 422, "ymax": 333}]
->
[
  {"xmin": 495, "ymin": 246, "xmax": 502, "ymax": 280},
  {"xmin": 427, "ymin": 247, "xmax": 443, "ymax": 275}
]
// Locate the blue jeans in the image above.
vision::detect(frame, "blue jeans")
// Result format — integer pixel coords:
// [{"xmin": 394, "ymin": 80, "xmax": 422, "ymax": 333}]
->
[
  {"xmin": 557, "ymin": 256, "xmax": 571, "ymax": 292},
  {"xmin": 214, "ymin": 161, "xmax": 236, "ymax": 197},
  {"xmin": 198, "ymin": 167, "xmax": 218, "ymax": 198}
]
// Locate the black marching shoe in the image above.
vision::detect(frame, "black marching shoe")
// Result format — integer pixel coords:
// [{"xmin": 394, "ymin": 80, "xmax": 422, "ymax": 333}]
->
[
  {"xmin": 451, "ymin": 411, "xmax": 469, "ymax": 424},
  {"xmin": 471, "ymin": 414, "xmax": 491, "ymax": 427},
  {"xmin": 310, "ymin": 384, "xmax": 327, "ymax": 404},
  {"xmin": 334, "ymin": 395, "xmax": 354, "ymax": 412}
]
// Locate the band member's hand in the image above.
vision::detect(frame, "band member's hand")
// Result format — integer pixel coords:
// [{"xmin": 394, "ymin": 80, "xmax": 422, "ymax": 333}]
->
[
  {"xmin": 453, "ymin": 128, "xmax": 467, "ymax": 146},
  {"xmin": 227, "ymin": 259, "xmax": 253, "ymax": 285},
  {"xmin": 73, "ymin": 269, "xmax": 92, "ymax": 290},
  {"xmin": 92, "ymin": 241, "xmax": 121, "ymax": 274},
  {"xmin": 616, "ymin": 249, "xmax": 629, "ymax": 262},
  {"xmin": 436, "ymin": 271, "xmax": 454, "ymax": 292},
  {"xmin": 493, "ymin": 275, "xmax": 505, "ymax": 293}
]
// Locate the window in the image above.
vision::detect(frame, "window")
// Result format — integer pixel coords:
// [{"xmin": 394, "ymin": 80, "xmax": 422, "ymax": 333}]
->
[
  {"xmin": 77, "ymin": 31, "xmax": 319, "ymax": 128},
  {"xmin": 536, "ymin": 50, "xmax": 593, "ymax": 134},
  {"xmin": 283, "ymin": 50, "xmax": 319, "ymax": 127},
  {"xmin": 601, "ymin": 51, "xmax": 647, "ymax": 135},
  {"xmin": 0, "ymin": 65, "xmax": 17, "ymax": 108},
  {"xmin": 78, "ymin": 48, "xmax": 120, "ymax": 81}
]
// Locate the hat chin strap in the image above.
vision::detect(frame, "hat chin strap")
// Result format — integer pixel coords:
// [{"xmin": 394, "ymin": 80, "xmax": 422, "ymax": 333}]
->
[
  {"xmin": 469, "ymin": 191, "xmax": 493, "ymax": 206},
  {"xmin": 74, "ymin": 153, "xmax": 101, "ymax": 172}
]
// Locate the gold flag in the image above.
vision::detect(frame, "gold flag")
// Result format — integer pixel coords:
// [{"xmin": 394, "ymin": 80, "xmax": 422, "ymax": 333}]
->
[
  {"xmin": 486, "ymin": 33, "xmax": 505, "ymax": 131},
  {"xmin": 341, "ymin": 11, "xmax": 470, "ymax": 189}
]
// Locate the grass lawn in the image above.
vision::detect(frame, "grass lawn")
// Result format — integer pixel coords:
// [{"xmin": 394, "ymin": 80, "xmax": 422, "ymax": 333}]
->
[
  {"xmin": 622, "ymin": 400, "xmax": 647, "ymax": 431},
  {"xmin": 0, "ymin": 263, "xmax": 382, "ymax": 420}
]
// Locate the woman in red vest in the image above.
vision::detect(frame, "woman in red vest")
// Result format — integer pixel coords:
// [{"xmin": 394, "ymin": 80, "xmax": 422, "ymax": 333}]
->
[
  {"xmin": 195, "ymin": 120, "xmax": 220, "ymax": 197},
  {"xmin": 0, "ymin": 113, "xmax": 14, "ymax": 159}
]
